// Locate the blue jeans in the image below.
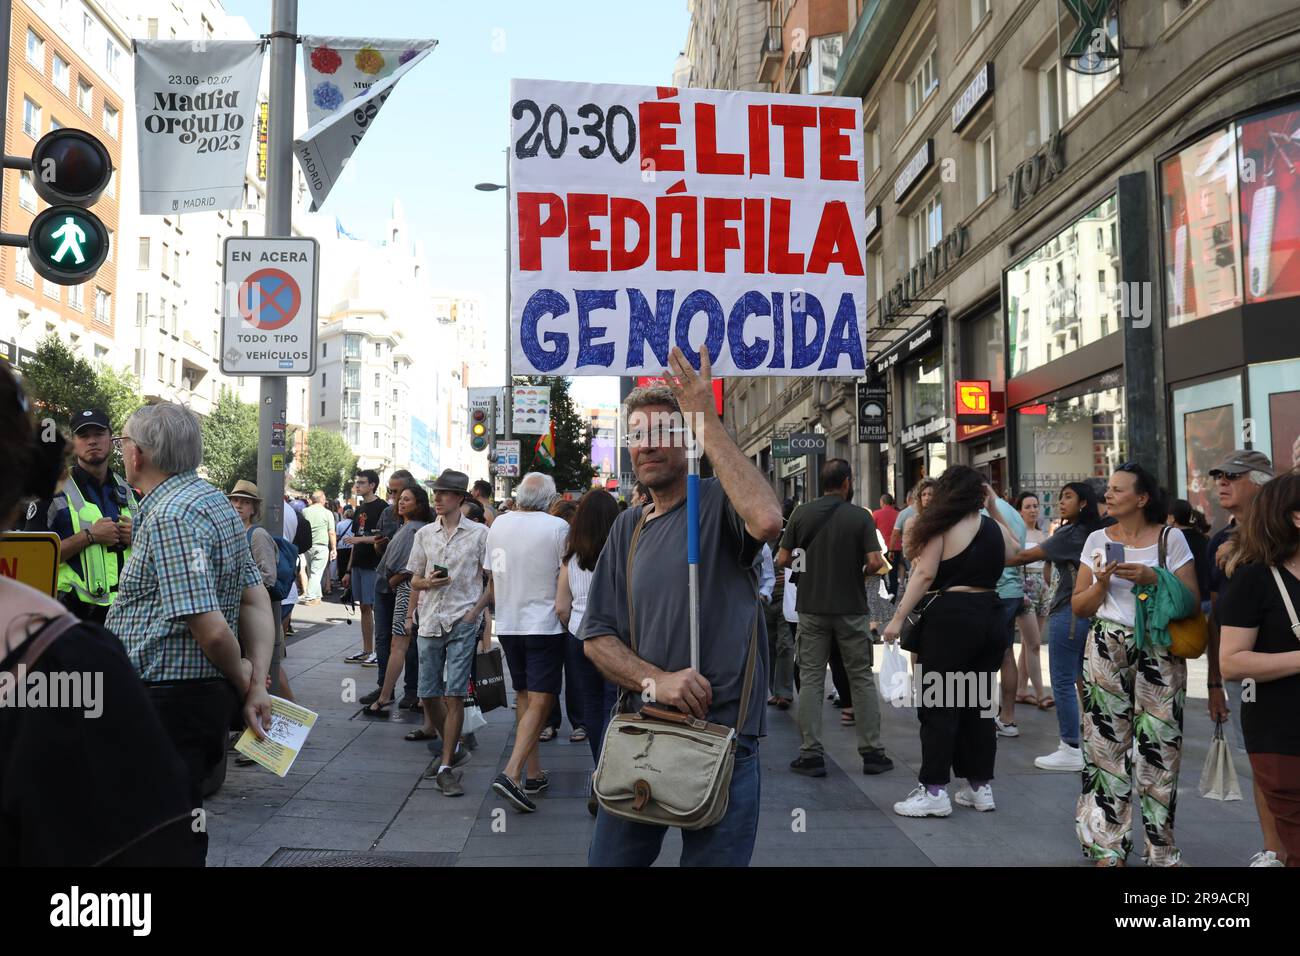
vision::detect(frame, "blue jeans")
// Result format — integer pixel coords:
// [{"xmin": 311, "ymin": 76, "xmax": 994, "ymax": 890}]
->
[
  {"xmin": 575, "ymin": 636, "xmax": 616, "ymax": 764},
  {"xmin": 1047, "ymin": 605, "xmax": 1089, "ymax": 747},
  {"xmin": 374, "ymin": 590, "xmax": 417, "ymax": 696},
  {"xmin": 547, "ymin": 633, "xmax": 587, "ymax": 732},
  {"xmin": 588, "ymin": 737, "xmax": 761, "ymax": 867}
]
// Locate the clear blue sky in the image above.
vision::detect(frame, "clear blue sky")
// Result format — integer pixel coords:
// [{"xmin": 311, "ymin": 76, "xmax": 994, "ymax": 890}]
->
[{"xmin": 223, "ymin": 0, "xmax": 691, "ymax": 409}]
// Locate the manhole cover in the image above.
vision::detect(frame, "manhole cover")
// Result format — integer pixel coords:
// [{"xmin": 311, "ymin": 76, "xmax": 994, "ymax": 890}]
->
[{"xmin": 264, "ymin": 848, "xmax": 457, "ymax": 867}]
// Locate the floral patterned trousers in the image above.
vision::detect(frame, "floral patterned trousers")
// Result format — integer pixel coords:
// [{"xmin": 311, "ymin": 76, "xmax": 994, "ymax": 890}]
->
[{"xmin": 1076, "ymin": 620, "xmax": 1186, "ymax": 866}]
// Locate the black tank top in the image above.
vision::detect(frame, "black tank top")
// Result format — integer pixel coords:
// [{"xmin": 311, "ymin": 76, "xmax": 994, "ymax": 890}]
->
[{"xmin": 932, "ymin": 515, "xmax": 1005, "ymax": 590}]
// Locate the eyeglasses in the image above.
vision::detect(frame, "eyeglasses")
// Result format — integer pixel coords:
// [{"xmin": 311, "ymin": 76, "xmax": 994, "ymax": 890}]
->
[
  {"xmin": 1208, "ymin": 470, "xmax": 1246, "ymax": 482},
  {"xmin": 111, "ymin": 435, "xmax": 135, "ymax": 452},
  {"xmin": 626, "ymin": 426, "xmax": 690, "ymax": 448}
]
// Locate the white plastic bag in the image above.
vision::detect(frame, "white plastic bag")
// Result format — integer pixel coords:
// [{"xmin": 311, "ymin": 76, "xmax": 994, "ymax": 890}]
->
[
  {"xmin": 1199, "ymin": 721, "xmax": 1242, "ymax": 801},
  {"xmin": 878, "ymin": 643, "xmax": 912, "ymax": 707},
  {"xmin": 463, "ymin": 704, "xmax": 488, "ymax": 735}
]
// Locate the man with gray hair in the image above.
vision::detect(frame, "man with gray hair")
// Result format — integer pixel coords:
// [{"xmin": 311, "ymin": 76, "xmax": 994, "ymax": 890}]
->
[
  {"xmin": 486, "ymin": 470, "xmax": 571, "ymax": 812},
  {"xmin": 106, "ymin": 402, "xmax": 275, "ymax": 859}
]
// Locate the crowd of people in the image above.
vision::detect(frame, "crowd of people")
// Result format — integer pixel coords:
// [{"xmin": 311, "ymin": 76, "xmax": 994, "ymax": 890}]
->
[{"xmin": 3, "ymin": 347, "xmax": 1300, "ymax": 868}]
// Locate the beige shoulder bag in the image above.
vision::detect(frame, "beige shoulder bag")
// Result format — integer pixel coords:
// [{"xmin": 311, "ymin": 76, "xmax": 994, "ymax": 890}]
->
[{"xmin": 592, "ymin": 507, "xmax": 760, "ymax": 830}]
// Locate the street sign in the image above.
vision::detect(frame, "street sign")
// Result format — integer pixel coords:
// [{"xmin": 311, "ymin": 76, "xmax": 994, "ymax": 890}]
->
[
  {"xmin": 788, "ymin": 433, "xmax": 827, "ymax": 455},
  {"xmin": 220, "ymin": 236, "xmax": 319, "ymax": 376},
  {"xmin": 27, "ymin": 206, "xmax": 110, "ymax": 285},
  {"xmin": 857, "ymin": 384, "xmax": 888, "ymax": 442},
  {"xmin": 495, "ymin": 440, "xmax": 521, "ymax": 477},
  {"xmin": 271, "ymin": 453, "xmax": 285, "ymax": 471},
  {"xmin": 0, "ymin": 532, "xmax": 61, "ymax": 597}
]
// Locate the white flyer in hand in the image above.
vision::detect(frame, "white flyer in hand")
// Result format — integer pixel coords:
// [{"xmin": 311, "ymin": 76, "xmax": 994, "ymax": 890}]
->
[{"xmin": 233, "ymin": 696, "xmax": 319, "ymax": 777}]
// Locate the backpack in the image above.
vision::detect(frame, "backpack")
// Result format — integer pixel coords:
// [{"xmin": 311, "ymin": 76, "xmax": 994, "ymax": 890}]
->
[
  {"xmin": 290, "ymin": 508, "xmax": 313, "ymax": 555},
  {"xmin": 249, "ymin": 527, "xmax": 298, "ymax": 602}
]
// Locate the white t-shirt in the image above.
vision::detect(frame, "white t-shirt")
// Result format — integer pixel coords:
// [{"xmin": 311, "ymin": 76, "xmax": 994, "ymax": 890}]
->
[
  {"xmin": 566, "ymin": 554, "xmax": 594, "ymax": 638},
  {"xmin": 1080, "ymin": 526, "xmax": 1193, "ymax": 628},
  {"xmin": 483, "ymin": 510, "xmax": 570, "ymax": 635},
  {"xmin": 782, "ymin": 568, "xmax": 798, "ymax": 623}
]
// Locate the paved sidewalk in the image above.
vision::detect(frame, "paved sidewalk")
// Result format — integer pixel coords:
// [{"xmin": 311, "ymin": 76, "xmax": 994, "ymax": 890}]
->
[{"xmin": 207, "ymin": 602, "xmax": 1266, "ymax": 867}]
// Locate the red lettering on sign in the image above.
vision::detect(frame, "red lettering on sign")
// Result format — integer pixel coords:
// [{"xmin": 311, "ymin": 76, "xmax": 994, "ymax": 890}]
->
[
  {"xmin": 743, "ymin": 198, "xmax": 766, "ymax": 273},
  {"xmin": 703, "ymin": 197, "xmax": 743, "ymax": 273},
  {"xmin": 818, "ymin": 107, "xmax": 858, "ymax": 182},
  {"xmin": 748, "ymin": 104, "xmax": 770, "ymax": 176},
  {"xmin": 639, "ymin": 100, "xmax": 685, "ymax": 173},
  {"xmin": 517, "ymin": 192, "xmax": 567, "ymax": 271},
  {"xmin": 807, "ymin": 200, "xmax": 864, "ymax": 276},
  {"xmin": 655, "ymin": 194, "xmax": 697, "ymax": 271},
  {"xmin": 767, "ymin": 198, "xmax": 803, "ymax": 273},
  {"xmin": 610, "ymin": 197, "xmax": 650, "ymax": 271},
  {"xmin": 0, "ymin": 557, "xmax": 17, "ymax": 578},
  {"xmin": 694, "ymin": 104, "xmax": 745, "ymax": 176},
  {"xmin": 567, "ymin": 193, "xmax": 608, "ymax": 272},
  {"xmin": 769, "ymin": 105, "xmax": 818, "ymax": 180}
]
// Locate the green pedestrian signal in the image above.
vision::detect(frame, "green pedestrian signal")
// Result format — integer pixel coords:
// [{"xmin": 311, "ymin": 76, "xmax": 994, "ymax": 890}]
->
[{"xmin": 28, "ymin": 206, "xmax": 109, "ymax": 285}]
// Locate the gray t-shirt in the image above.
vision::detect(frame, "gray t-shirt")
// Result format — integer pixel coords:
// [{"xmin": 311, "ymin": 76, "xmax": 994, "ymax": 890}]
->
[
  {"xmin": 376, "ymin": 519, "xmax": 428, "ymax": 594},
  {"xmin": 1039, "ymin": 523, "xmax": 1090, "ymax": 612},
  {"xmin": 578, "ymin": 477, "xmax": 768, "ymax": 737}
]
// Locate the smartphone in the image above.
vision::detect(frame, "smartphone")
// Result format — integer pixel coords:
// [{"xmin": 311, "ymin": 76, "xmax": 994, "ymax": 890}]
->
[
  {"xmin": 433, "ymin": 564, "xmax": 449, "ymax": 577},
  {"xmin": 1104, "ymin": 542, "xmax": 1126, "ymax": 567}
]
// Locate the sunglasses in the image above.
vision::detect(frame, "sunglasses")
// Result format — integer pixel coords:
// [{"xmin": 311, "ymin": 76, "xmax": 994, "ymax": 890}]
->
[{"xmin": 1208, "ymin": 470, "xmax": 1247, "ymax": 482}]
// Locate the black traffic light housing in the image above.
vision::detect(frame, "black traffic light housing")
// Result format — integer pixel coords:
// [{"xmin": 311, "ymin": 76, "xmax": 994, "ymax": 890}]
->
[
  {"xmin": 470, "ymin": 408, "xmax": 489, "ymax": 452},
  {"xmin": 2, "ymin": 128, "xmax": 113, "ymax": 286}
]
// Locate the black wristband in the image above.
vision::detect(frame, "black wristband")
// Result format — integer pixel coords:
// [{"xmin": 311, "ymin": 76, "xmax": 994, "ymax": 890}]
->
[{"xmin": 1207, "ymin": 682, "xmax": 1223, "ymax": 689}]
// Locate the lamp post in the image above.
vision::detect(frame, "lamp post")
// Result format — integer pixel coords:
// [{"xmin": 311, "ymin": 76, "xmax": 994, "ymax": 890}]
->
[{"xmin": 474, "ymin": 159, "xmax": 511, "ymax": 449}]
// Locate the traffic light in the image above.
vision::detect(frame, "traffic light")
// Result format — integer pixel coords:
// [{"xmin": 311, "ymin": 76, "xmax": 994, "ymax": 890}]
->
[
  {"xmin": 19, "ymin": 129, "xmax": 113, "ymax": 286},
  {"xmin": 470, "ymin": 408, "xmax": 489, "ymax": 452}
]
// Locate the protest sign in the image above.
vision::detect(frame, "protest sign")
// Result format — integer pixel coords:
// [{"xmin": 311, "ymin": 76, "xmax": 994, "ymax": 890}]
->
[{"xmin": 509, "ymin": 79, "xmax": 867, "ymax": 377}]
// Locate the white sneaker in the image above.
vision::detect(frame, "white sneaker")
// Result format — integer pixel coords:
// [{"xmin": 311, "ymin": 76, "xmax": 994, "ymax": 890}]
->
[
  {"xmin": 954, "ymin": 783, "xmax": 996, "ymax": 811},
  {"xmin": 893, "ymin": 784, "xmax": 952, "ymax": 818},
  {"xmin": 1249, "ymin": 850, "xmax": 1285, "ymax": 867},
  {"xmin": 361, "ymin": 652, "xmax": 378, "ymax": 667},
  {"xmin": 994, "ymin": 718, "xmax": 1019, "ymax": 738},
  {"xmin": 1035, "ymin": 742, "xmax": 1085, "ymax": 771}
]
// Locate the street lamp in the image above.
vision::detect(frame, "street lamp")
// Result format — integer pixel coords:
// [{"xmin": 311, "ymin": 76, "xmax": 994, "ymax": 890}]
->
[{"xmin": 475, "ymin": 153, "xmax": 513, "ymax": 497}]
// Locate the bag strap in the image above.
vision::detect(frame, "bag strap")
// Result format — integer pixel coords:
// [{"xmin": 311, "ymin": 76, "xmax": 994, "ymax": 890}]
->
[
  {"xmin": 2, "ymin": 614, "xmax": 82, "ymax": 677},
  {"xmin": 1270, "ymin": 566, "xmax": 1300, "ymax": 640},
  {"xmin": 1157, "ymin": 525, "xmax": 1169, "ymax": 570},
  {"xmin": 797, "ymin": 498, "xmax": 846, "ymax": 559}
]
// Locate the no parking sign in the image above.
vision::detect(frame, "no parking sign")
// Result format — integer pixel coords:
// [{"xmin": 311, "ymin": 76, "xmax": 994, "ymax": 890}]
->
[{"xmin": 220, "ymin": 236, "xmax": 320, "ymax": 375}]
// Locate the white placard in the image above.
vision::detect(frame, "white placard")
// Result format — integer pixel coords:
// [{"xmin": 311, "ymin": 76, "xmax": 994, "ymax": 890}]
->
[
  {"xmin": 220, "ymin": 237, "xmax": 320, "ymax": 375},
  {"xmin": 293, "ymin": 44, "xmax": 433, "ymax": 211},
  {"xmin": 509, "ymin": 79, "xmax": 868, "ymax": 377},
  {"xmin": 512, "ymin": 385, "xmax": 551, "ymax": 434},
  {"xmin": 495, "ymin": 439, "xmax": 521, "ymax": 477},
  {"xmin": 134, "ymin": 40, "xmax": 265, "ymax": 214}
]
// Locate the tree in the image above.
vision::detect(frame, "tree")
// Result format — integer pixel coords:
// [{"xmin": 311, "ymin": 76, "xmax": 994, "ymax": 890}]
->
[
  {"xmin": 20, "ymin": 334, "xmax": 143, "ymax": 433},
  {"xmin": 295, "ymin": 428, "xmax": 357, "ymax": 500},
  {"xmin": 516, "ymin": 376, "xmax": 596, "ymax": 492},
  {"xmin": 201, "ymin": 388, "xmax": 260, "ymax": 494}
]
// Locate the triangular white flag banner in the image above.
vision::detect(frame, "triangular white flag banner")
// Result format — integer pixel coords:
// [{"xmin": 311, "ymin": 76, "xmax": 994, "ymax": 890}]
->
[
  {"xmin": 301, "ymin": 37, "xmax": 437, "ymax": 128},
  {"xmin": 293, "ymin": 41, "xmax": 434, "ymax": 210}
]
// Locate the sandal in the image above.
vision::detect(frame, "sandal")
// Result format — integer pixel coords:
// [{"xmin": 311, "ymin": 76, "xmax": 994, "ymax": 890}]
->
[
  {"xmin": 1037, "ymin": 696, "xmax": 1055, "ymax": 710},
  {"xmin": 570, "ymin": 727, "xmax": 588, "ymax": 743},
  {"xmin": 767, "ymin": 696, "xmax": 780, "ymax": 706},
  {"xmin": 538, "ymin": 726, "xmax": 557, "ymax": 742},
  {"xmin": 840, "ymin": 709, "xmax": 855, "ymax": 725},
  {"xmin": 776, "ymin": 697, "xmax": 791, "ymax": 710},
  {"xmin": 404, "ymin": 728, "xmax": 438, "ymax": 741},
  {"xmin": 361, "ymin": 700, "xmax": 392, "ymax": 718},
  {"xmin": 1015, "ymin": 693, "xmax": 1039, "ymax": 706}
]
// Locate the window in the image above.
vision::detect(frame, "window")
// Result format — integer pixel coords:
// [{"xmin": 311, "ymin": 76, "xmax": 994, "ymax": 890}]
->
[
  {"xmin": 905, "ymin": 44, "xmax": 939, "ymax": 122},
  {"xmin": 908, "ymin": 192, "xmax": 942, "ymax": 267},
  {"xmin": 26, "ymin": 29, "xmax": 44, "ymax": 70},
  {"xmin": 106, "ymin": 230, "xmax": 114, "ymax": 263},
  {"xmin": 172, "ymin": 250, "xmax": 180, "ymax": 281},
  {"xmin": 169, "ymin": 358, "xmax": 177, "ymax": 385},
  {"xmin": 160, "ymin": 242, "xmax": 170, "ymax": 277},
  {"xmin": 157, "ymin": 354, "xmax": 165, "ymax": 381},
  {"xmin": 344, "ymin": 365, "xmax": 359, "ymax": 389},
  {"xmin": 53, "ymin": 56, "xmax": 69, "ymax": 93},
  {"xmin": 170, "ymin": 304, "xmax": 178, "ymax": 333},
  {"xmin": 805, "ymin": 35, "xmax": 843, "ymax": 95},
  {"xmin": 373, "ymin": 400, "xmax": 381, "ymax": 417},
  {"xmin": 374, "ymin": 372, "xmax": 381, "ymax": 388},
  {"xmin": 865, "ymin": 120, "xmax": 881, "ymax": 175},
  {"xmin": 138, "ymin": 237, "xmax": 150, "ymax": 269},
  {"xmin": 44, "ymin": 278, "xmax": 61, "ymax": 300},
  {"xmin": 147, "ymin": 18, "xmax": 159, "ymax": 39},
  {"xmin": 372, "ymin": 431, "xmax": 380, "ymax": 449},
  {"xmin": 49, "ymin": 117, "xmax": 62, "ymax": 132},
  {"xmin": 869, "ymin": 251, "xmax": 884, "ymax": 303},
  {"xmin": 82, "ymin": 14, "xmax": 94, "ymax": 49},
  {"xmin": 322, "ymin": 342, "xmax": 328, "ymax": 358},
  {"xmin": 18, "ymin": 172, "xmax": 38, "ymax": 212},
  {"xmin": 975, "ymin": 130, "xmax": 996, "ymax": 204},
  {"xmin": 136, "ymin": 293, "xmax": 148, "ymax": 326},
  {"xmin": 1039, "ymin": 21, "xmax": 1119, "ymax": 136},
  {"xmin": 344, "ymin": 334, "xmax": 361, "ymax": 358},
  {"xmin": 105, "ymin": 40, "xmax": 121, "ymax": 78},
  {"xmin": 16, "ymin": 252, "xmax": 34, "ymax": 286},
  {"xmin": 374, "ymin": 342, "xmax": 381, "ymax": 359},
  {"xmin": 69, "ymin": 284, "xmax": 83, "ymax": 311},
  {"xmin": 321, "ymin": 401, "xmax": 326, "ymax": 418},
  {"xmin": 102, "ymin": 104, "xmax": 118, "ymax": 139},
  {"xmin": 95, "ymin": 290, "xmax": 111, "ymax": 324},
  {"xmin": 77, "ymin": 80, "xmax": 92, "ymax": 114},
  {"xmin": 971, "ymin": 0, "xmax": 991, "ymax": 28},
  {"xmin": 23, "ymin": 98, "xmax": 41, "ymax": 139}
]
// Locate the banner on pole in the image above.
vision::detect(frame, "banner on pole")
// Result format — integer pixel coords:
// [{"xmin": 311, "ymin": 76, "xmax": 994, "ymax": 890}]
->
[
  {"xmin": 133, "ymin": 40, "xmax": 265, "ymax": 214},
  {"xmin": 294, "ymin": 38, "xmax": 436, "ymax": 211},
  {"xmin": 508, "ymin": 79, "xmax": 867, "ymax": 378}
]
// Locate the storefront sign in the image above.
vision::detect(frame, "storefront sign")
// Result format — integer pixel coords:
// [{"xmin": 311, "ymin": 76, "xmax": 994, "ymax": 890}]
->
[
  {"xmin": 951, "ymin": 63, "xmax": 993, "ymax": 131},
  {"xmin": 868, "ymin": 312, "xmax": 944, "ymax": 378},
  {"xmin": 895, "ymin": 139, "xmax": 934, "ymax": 203},
  {"xmin": 876, "ymin": 223, "xmax": 969, "ymax": 325},
  {"xmin": 955, "ymin": 380, "xmax": 992, "ymax": 426},
  {"xmin": 1008, "ymin": 131, "xmax": 1066, "ymax": 211},
  {"xmin": 957, "ymin": 409, "xmax": 1004, "ymax": 442},
  {"xmin": 864, "ymin": 205, "xmax": 881, "ymax": 243},
  {"xmin": 900, "ymin": 416, "xmax": 949, "ymax": 445},
  {"xmin": 1060, "ymin": 0, "xmax": 1119, "ymax": 70},
  {"xmin": 788, "ymin": 432, "xmax": 827, "ymax": 455},
  {"xmin": 857, "ymin": 383, "xmax": 887, "ymax": 442},
  {"xmin": 779, "ymin": 455, "xmax": 806, "ymax": 479}
]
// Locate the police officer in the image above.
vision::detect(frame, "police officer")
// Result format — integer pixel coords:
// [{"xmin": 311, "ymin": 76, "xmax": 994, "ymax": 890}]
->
[{"xmin": 23, "ymin": 408, "xmax": 136, "ymax": 623}]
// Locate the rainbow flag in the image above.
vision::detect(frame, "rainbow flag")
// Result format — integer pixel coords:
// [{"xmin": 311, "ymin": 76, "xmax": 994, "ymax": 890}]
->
[{"xmin": 535, "ymin": 420, "xmax": 555, "ymax": 468}]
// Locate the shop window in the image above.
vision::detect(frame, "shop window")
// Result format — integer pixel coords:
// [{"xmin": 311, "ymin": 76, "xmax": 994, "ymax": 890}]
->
[
  {"xmin": 1006, "ymin": 195, "xmax": 1119, "ymax": 378},
  {"xmin": 903, "ymin": 346, "xmax": 944, "ymax": 425},
  {"xmin": 1238, "ymin": 102, "xmax": 1300, "ymax": 304},
  {"xmin": 1248, "ymin": 357, "xmax": 1300, "ymax": 473},
  {"xmin": 1172, "ymin": 375, "xmax": 1243, "ymax": 530},
  {"xmin": 1014, "ymin": 385, "xmax": 1126, "ymax": 510}
]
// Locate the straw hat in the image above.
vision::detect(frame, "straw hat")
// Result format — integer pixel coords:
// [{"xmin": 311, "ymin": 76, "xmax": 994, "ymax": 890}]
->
[{"xmin": 228, "ymin": 479, "xmax": 262, "ymax": 501}]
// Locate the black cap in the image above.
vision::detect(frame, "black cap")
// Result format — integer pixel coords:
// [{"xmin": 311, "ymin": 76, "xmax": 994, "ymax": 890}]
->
[{"xmin": 71, "ymin": 409, "xmax": 111, "ymax": 434}]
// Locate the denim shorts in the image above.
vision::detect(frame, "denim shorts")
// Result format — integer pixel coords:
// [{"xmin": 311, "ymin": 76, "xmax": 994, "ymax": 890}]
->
[
  {"xmin": 499, "ymin": 634, "xmax": 566, "ymax": 695},
  {"xmin": 417, "ymin": 620, "xmax": 479, "ymax": 699},
  {"xmin": 350, "ymin": 566, "xmax": 377, "ymax": 605},
  {"xmin": 1000, "ymin": 596, "xmax": 1023, "ymax": 649}
]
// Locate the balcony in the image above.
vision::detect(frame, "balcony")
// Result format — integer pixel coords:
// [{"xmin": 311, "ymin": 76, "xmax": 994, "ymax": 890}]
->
[{"xmin": 758, "ymin": 26, "xmax": 782, "ymax": 83}]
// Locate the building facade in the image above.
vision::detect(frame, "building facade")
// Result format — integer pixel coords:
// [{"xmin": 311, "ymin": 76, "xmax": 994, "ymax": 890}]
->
[
  {"xmin": 827, "ymin": 0, "xmax": 1300, "ymax": 526},
  {"xmin": 2, "ymin": 0, "xmax": 129, "ymax": 370}
]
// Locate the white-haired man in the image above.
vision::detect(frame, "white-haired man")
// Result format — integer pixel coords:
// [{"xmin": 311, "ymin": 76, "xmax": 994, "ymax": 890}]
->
[
  {"xmin": 486, "ymin": 470, "xmax": 571, "ymax": 812},
  {"xmin": 106, "ymin": 402, "xmax": 274, "ymax": 859},
  {"xmin": 1205, "ymin": 449, "xmax": 1283, "ymax": 867}
]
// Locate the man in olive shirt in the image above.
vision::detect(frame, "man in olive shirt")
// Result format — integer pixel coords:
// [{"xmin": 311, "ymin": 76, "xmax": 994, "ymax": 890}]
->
[{"xmin": 777, "ymin": 459, "xmax": 893, "ymax": 778}]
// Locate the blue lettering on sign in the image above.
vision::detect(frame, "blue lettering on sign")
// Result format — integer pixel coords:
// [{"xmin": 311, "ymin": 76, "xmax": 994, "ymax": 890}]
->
[
  {"xmin": 821, "ymin": 293, "xmax": 865, "ymax": 371},
  {"xmin": 626, "ymin": 288, "xmax": 673, "ymax": 368},
  {"xmin": 520, "ymin": 288, "xmax": 570, "ymax": 372},
  {"xmin": 791, "ymin": 293, "xmax": 826, "ymax": 369},
  {"xmin": 575, "ymin": 289, "xmax": 617, "ymax": 368},
  {"xmin": 727, "ymin": 291, "xmax": 770, "ymax": 370},
  {"xmin": 278, "ymin": 359, "xmax": 293, "ymax": 369},
  {"xmin": 770, "ymin": 291, "xmax": 786, "ymax": 369},
  {"xmin": 674, "ymin": 290, "xmax": 725, "ymax": 367}
]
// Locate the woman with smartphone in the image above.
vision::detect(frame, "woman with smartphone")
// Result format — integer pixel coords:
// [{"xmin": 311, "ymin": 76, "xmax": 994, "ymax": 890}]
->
[{"xmin": 1071, "ymin": 463, "xmax": 1200, "ymax": 867}]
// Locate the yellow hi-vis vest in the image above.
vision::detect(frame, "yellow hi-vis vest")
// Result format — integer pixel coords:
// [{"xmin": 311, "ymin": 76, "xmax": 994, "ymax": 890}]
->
[{"xmin": 56, "ymin": 473, "xmax": 137, "ymax": 607}]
